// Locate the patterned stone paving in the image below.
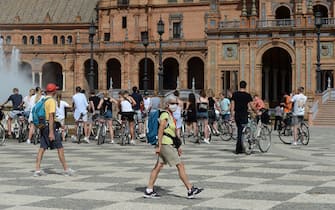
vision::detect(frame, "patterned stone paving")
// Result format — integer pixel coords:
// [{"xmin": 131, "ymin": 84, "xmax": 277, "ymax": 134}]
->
[{"xmin": 0, "ymin": 126, "xmax": 334, "ymax": 210}]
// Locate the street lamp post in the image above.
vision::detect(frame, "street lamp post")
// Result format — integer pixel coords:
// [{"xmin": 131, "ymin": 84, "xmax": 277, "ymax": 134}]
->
[
  {"xmin": 315, "ymin": 11, "xmax": 322, "ymax": 93},
  {"xmin": 141, "ymin": 31, "xmax": 149, "ymax": 95},
  {"xmin": 88, "ymin": 19, "xmax": 96, "ymax": 91},
  {"xmin": 157, "ymin": 17, "xmax": 165, "ymax": 96}
]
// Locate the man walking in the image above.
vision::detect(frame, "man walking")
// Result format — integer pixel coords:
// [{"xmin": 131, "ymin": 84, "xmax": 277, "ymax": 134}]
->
[
  {"xmin": 34, "ymin": 83, "xmax": 74, "ymax": 177},
  {"xmin": 131, "ymin": 86, "xmax": 145, "ymax": 139},
  {"xmin": 291, "ymin": 86, "xmax": 307, "ymax": 145},
  {"xmin": 230, "ymin": 81, "xmax": 253, "ymax": 154}
]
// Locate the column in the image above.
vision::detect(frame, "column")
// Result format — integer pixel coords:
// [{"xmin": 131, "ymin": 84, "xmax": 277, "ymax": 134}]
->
[
  {"xmin": 251, "ymin": 0, "xmax": 257, "ymax": 16},
  {"xmin": 242, "ymin": 0, "xmax": 247, "ymax": 16},
  {"xmin": 32, "ymin": 73, "xmax": 35, "ymax": 86},
  {"xmin": 39, "ymin": 72, "xmax": 42, "ymax": 88},
  {"xmin": 281, "ymin": 70, "xmax": 287, "ymax": 95},
  {"xmin": 62, "ymin": 72, "xmax": 66, "ymax": 90}
]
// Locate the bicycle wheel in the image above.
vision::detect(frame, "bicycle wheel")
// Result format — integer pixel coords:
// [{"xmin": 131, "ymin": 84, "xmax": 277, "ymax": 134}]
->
[
  {"xmin": 218, "ymin": 122, "xmax": 232, "ymax": 141},
  {"xmin": 32, "ymin": 129, "xmax": 40, "ymax": 145},
  {"xmin": 278, "ymin": 125, "xmax": 293, "ymax": 144},
  {"xmin": 180, "ymin": 123, "xmax": 186, "ymax": 145},
  {"xmin": 258, "ymin": 126, "xmax": 271, "ymax": 153},
  {"xmin": 77, "ymin": 124, "xmax": 83, "ymax": 144},
  {"xmin": 299, "ymin": 123, "xmax": 310, "ymax": 145},
  {"xmin": 97, "ymin": 125, "xmax": 106, "ymax": 145},
  {"xmin": 0, "ymin": 124, "xmax": 6, "ymax": 145},
  {"xmin": 242, "ymin": 127, "xmax": 252, "ymax": 155}
]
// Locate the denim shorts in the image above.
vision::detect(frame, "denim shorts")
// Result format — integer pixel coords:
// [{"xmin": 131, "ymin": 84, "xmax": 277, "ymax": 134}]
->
[
  {"xmin": 197, "ymin": 111, "xmax": 208, "ymax": 119},
  {"xmin": 104, "ymin": 110, "xmax": 113, "ymax": 119}
]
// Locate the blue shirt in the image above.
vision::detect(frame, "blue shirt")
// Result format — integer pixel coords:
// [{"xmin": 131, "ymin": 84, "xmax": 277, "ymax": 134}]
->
[{"xmin": 8, "ymin": 94, "xmax": 23, "ymax": 110}]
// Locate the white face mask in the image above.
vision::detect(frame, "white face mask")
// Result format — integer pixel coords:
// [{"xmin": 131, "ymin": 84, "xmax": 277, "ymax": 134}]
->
[{"xmin": 169, "ymin": 104, "xmax": 178, "ymax": 112}]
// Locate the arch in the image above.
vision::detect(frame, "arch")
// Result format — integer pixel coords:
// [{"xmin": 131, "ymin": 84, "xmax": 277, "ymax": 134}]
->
[
  {"xmin": 262, "ymin": 47, "xmax": 292, "ymax": 106},
  {"xmin": 67, "ymin": 35, "xmax": 73, "ymax": 44},
  {"xmin": 29, "ymin": 36, "xmax": 34, "ymax": 45},
  {"xmin": 275, "ymin": 5, "xmax": 291, "ymax": 19},
  {"xmin": 19, "ymin": 61, "xmax": 32, "ymax": 82},
  {"xmin": 37, "ymin": 36, "xmax": 42, "ymax": 45},
  {"xmin": 256, "ymin": 41, "xmax": 295, "ymax": 65},
  {"xmin": 313, "ymin": 4, "xmax": 328, "ymax": 18},
  {"xmin": 163, "ymin": 57, "xmax": 179, "ymax": 90},
  {"xmin": 53, "ymin": 36, "xmax": 58, "ymax": 45},
  {"xmin": 187, "ymin": 57, "xmax": 204, "ymax": 90},
  {"xmin": 60, "ymin": 36, "xmax": 65, "ymax": 45},
  {"xmin": 42, "ymin": 62, "xmax": 63, "ymax": 90},
  {"xmin": 84, "ymin": 59, "xmax": 99, "ymax": 90},
  {"xmin": 106, "ymin": 58, "xmax": 122, "ymax": 89},
  {"xmin": 139, "ymin": 58, "xmax": 155, "ymax": 90},
  {"xmin": 22, "ymin": 36, "xmax": 27, "ymax": 45}
]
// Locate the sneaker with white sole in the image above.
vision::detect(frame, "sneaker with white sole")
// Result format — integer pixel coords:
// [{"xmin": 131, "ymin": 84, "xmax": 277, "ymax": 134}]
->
[
  {"xmin": 64, "ymin": 168, "xmax": 76, "ymax": 176},
  {"xmin": 187, "ymin": 186, "xmax": 203, "ymax": 199},
  {"xmin": 26, "ymin": 139, "xmax": 31, "ymax": 144},
  {"xmin": 83, "ymin": 137, "xmax": 90, "ymax": 144},
  {"xmin": 143, "ymin": 189, "xmax": 160, "ymax": 198},
  {"xmin": 130, "ymin": 140, "xmax": 136, "ymax": 145},
  {"xmin": 33, "ymin": 170, "xmax": 43, "ymax": 177},
  {"xmin": 203, "ymin": 138, "xmax": 210, "ymax": 144}
]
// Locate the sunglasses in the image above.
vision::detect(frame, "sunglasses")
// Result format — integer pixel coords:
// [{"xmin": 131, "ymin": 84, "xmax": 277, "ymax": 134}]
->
[{"xmin": 169, "ymin": 102, "xmax": 179, "ymax": 105}]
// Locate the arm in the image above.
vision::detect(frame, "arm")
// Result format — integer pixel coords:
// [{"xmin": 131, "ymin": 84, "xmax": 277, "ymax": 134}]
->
[
  {"xmin": 49, "ymin": 112, "xmax": 55, "ymax": 141},
  {"xmin": 230, "ymin": 100, "xmax": 235, "ymax": 120},
  {"xmin": 97, "ymin": 98, "xmax": 104, "ymax": 110},
  {"xmin": 156, "ymin": 118, "xmax": 167, "ymax": 154}
]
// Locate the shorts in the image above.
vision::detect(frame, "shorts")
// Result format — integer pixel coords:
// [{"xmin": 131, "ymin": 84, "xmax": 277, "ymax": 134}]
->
[
  {"xmin": 197, "ymin": 111, "xmax": 208, "ymax": 119},
  {"xmin": 8, "ymin": 110, "xmax": 22, "ymax": 119},
  {"xmin": 291, "ymin": 115, "xmax": 304, "ymax": 126},
  {"xmin": 221, "ymin": 114, "xmax": 230, "ymax": 121},
  {"xmin": 103, "ymin": 110, "xmax": 113, "ymax": 119},
  {"xmin": 121, "ymin": 112, "xmax": 135, "ymax": 122},
  {"xmin": 40, "ymin": 125, "xmax": 63, "ymax": 150},
  {"xmin": 134, "ymin": 110, "xmax": 142, "ymax": 122},
  {"xmin": 158, "ymin": 144, "xmax": 181, "ymax": 167},
  {"xmin": 74, "ymin": 111, "xmax": 88, "ymax": 122}
]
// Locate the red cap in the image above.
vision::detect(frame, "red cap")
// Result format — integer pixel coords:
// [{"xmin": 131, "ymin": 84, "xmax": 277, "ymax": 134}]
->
[{"xmin": 45, "ymin": 83, "xmax": 59, "ymax": 92}]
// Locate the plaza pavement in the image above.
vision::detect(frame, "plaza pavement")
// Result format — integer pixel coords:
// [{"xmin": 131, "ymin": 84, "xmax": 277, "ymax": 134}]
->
[{"xmin": 0, "ymin": 126, "xmax": 334, "ymax": 210}]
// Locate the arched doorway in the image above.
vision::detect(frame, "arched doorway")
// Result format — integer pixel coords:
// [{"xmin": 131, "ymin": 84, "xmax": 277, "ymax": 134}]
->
[
  {"xmin": 262, "ymin": 47, "xmax": 292, "ymax": 106},
  {"xmin": 187, "ymin": 57, "xmax": 204, "ymax": 90},
  {"xmin": 106, "ymin": 59, "xmax": 121, "ymax": 89},
  {"xmin": 84, "ymin": 59, "xmax": 98, "ymax": 90},
  {"xmin": 163, "ymin": 58, "xmax": 179, "ymax": 90},
  {"xmin": 42, "ymin": 62, "xmax": 63, "ymax": 90},
  {"xmin": 139, "ymin": 58, "xmax": 154, "ymax": 91},
  {"xmin": 313, "ymin": 5, "xmax": 328, "ymax": 18},
  {"xmin": 275, "ymin": 6, "xmax": 290, "ymax": 19},
  {"xmin": 20, "ymin": 62, "xmax": 32, "ymax": 82}
]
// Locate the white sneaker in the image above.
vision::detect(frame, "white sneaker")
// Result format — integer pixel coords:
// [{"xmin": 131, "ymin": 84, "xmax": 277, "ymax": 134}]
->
[
  {"xmin": 130, "ymin": 139, "xmax": 136, "ymax": 145},
  {"xmin": 64, "ymin": 168, "xmax": 76, "ymax": 176},
  {"xmin": 26, "ymin": 139, "xmax": 31, "ymax": 144},
  {"xmin": 139, "ymin": 133, "xmax": 146, "ymax": 139},
  {"xmin": 83, "ymin": 137, "xmax": 90, "ymax": 144},
  {"xmin": 203, "ymin": 139, "xmax": 210, "ymax": 144}
]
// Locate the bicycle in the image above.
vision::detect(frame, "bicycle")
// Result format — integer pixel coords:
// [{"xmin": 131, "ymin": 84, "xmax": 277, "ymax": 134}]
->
[
  {"xmin": 278, "ymin": 113, "xmax": 310, "ymax": 145},
  {"xmin": 76, "ymin": 113, "xmax": 84, "ymax": 144},
  {"xmin": 119, "ymin": 112, "xmax": 135, "ymax": 146},
  {"xmin": 0, "ymin": 108, "xmax": 6, "ymax": 146},
  {"xmin": 32, "ymin": 126, "xmax": 41, "ymax": 145},
  {"xmin": 216, "ymin": 117, "xmax": 234, "ymax": 141},
  {"xmin": 242, "ymin": 114, "xmax": 271, "ymax": 155},
  {"xmin": 13, "ymin": 111, "xmax": 29, "ymax": 143},
  {"xmin": 94, "ymin": 115, "xmax": 107, "ymax": 145},
  {"xmin": 196, "ymin": 119, "xmax": 211, "ymax": 143}
]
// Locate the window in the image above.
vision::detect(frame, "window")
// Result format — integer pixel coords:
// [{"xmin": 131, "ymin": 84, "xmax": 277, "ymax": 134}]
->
[
  {"xmin": 67, "ymin": 36, "xmax": 73, "ymax": 44},
  {"xmin": 168, "ymin": 0, "xmax": 177, "ymax": 3},
  {"xmin": 53, "ymin": 36, "xmax": 58, "ymax": 45},
  {"xmin": 122, "ymin": 16, "xmax": 127, "ymax": 29},
  {"xmin": 22, "ymin": 36, "xmax": 27, "ymax": 45},
  {"xmin": 184, "ymin": 0, "xmax": 193, "ymax": 2},
  {"xmin": 5, "ymin": 36, "xmax": 11, "ymax": 44},
  {"xmin": 29, "ymin": 36, "xmax": 34, "ymax": 45},
  {"xmin": 60, "ymin": 36, "xmax": 65, "ymax": 45},
  {"xmin": 104, "ymin": 33, "xmax": 111, "ymax": 41},
  {"xmin": 37, "ymin": 36, "xmax": 42, "ymax": 45},
  {"xmin": 173, "ymin": 22, "xmax": 181, "ymax": 39}
]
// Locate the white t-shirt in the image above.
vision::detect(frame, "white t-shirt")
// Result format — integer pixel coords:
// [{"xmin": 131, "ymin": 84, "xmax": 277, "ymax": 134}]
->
[
  {"xmin": 23, "ymin": 95, "xmax": 33, "ymax": 112},
  {"xmin": 291, "ymin": 93, "xmax": 307, "ymax": 116},
  {"xmin": 56, "ymin": 100, "xmax": 70, "ymax": 121},
  {"xmin": 121, "ymin": 100, "xmax": 133, "ymax": 112},
  {"xmin": 72, "ymin": 93, "xmax": 88, "ymax": 119},
  {"xmin": 143, "ymin": 97, "xmax": 151, "ymax": 111}
]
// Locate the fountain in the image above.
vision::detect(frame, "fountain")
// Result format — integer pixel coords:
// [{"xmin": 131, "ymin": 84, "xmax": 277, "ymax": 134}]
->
[{"xmin": 0, "ymin": 38, "xmax": 32, "ymax": 102}]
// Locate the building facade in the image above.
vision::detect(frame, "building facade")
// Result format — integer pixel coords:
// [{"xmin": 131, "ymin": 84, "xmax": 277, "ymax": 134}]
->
[{"xmin": 0, "ymin": 0, "xmax": 334, "ymax": 105}]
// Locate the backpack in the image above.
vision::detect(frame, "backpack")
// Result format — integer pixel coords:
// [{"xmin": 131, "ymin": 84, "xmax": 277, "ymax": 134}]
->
[
  {"xmin": 32, "ymin": 97, "xmax": 51, "ymax": 128},
  {"xmin": 146, "ymin": 110, "xmax": 166, "ymax": 145}
]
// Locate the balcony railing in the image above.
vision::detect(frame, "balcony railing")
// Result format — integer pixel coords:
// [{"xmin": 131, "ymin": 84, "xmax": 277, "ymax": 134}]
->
[
  {"xmin": 219, "ymin": 20, "xmax": 240, "ymax": 29},
  {"xmin": 256, "ymin": 19, "xmax": 295, "ymax": 28},
  {"xmin": 117, "ymin": 0, "xmax": 129, "ymax": 7},
  {"xmin": 322, "ymin": 18, "xmax": 335, "ymax": 27}
]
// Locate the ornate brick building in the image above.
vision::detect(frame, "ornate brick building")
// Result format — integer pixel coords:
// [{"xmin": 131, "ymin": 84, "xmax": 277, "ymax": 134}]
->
[{"xmin": 0, "ymin": 0, "xmax": 334, "ymax": 106}]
